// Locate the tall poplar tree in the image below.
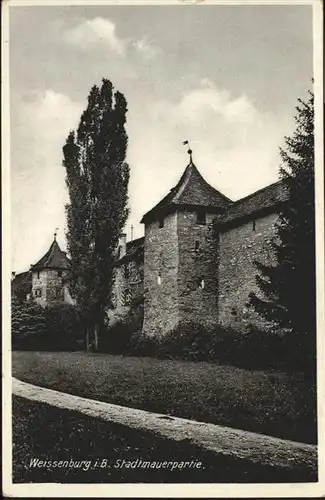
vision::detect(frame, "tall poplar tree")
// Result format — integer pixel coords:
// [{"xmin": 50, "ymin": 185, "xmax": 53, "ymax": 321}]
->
[
  {"xmin": 248, "ymin": 90, "xmax": 315, "ymax": 344},
  {"xmin": 63, "ymin": 79, "xmax": 129, "ymax": 349}
]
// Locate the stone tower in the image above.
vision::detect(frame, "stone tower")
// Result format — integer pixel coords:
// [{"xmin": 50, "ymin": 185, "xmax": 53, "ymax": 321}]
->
[
  {"xmin": 31, "ymin": 235, "xmax": 72, "ymax": 307},
  {"xmin": 141, "ymin": 154, "xmax": 232, "ymax": 336}
]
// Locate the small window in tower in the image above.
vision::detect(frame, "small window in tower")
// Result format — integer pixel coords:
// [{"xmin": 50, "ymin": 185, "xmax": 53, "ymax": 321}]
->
[
  {"xmin": 37, "ymin": 272, "xmax": 40, "ymax": 279},
  {"xmin": 157, "ymin": 272, "xmax": 162, "ymax": 285},
  {"xmin": 197, "ymin": 277, "xmax": 205, "ymax": 289},
  {"xmin": 195, "ymin": 240, "xmax": 200, "ymax": 252},
  {"xmin": 252, "ymin": 219, "xmax": 256, "ymax": 232},
  {"xmin": 117, "ymin": 246, "xmax": 121, "ymax": 259},
  {"xmin": 58, "ymin": 271, "xmax": 62, "ymax": 277},
  {"xmin": 158, "ymin": 217, "xmax": 164, "ymax": 229},
  {"xmin": 197, "ymin": 210, "xmax": 206, "ymax": 225},
  {"xmin": 124, "ymin": 264, "xmax": 129, "ymax": 279},
  {"xmin": 35, "ymin": 288, "xmax": 42, "ymax": 297}
]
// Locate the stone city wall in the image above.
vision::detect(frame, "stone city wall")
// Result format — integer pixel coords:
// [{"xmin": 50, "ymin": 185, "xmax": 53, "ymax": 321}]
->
[
  {"xmin": 177, "ymin": 211, "xmax": 218, "ymax": 328},
  {"xmin": 217, "ymin": 212, "xmax": 278, "ymax": 330},
  {"xmin": 142, "ymin": 212, "xmax": 179, "ymax": 336}
]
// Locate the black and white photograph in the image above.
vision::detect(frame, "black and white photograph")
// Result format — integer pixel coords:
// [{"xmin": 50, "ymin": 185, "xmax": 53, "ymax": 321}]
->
[{"xmin": 2, "ymin": 0, "xmax": 324, "ymax": 497}]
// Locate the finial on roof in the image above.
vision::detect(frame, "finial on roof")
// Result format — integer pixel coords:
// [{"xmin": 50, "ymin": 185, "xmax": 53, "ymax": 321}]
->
[
  {"xmin": 54, "ymin": 227, "xmax": 59, "ymax": 241},
  {"xmin": 182, "ymin": 140, "xmax": 193, "ymax": 164}
]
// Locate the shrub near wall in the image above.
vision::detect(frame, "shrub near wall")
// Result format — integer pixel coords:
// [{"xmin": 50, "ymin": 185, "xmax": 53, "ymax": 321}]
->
[
  {"xmin": 11, "ymin": 298, "xmax": 85, "ymax": 351},
  {"xmin": 99, "ymin": 313, "xmax": 315, "ymax": 375},
  {"xmin": 99, "ymin": 315, "xmax": 141, "ymax": 354},
  {"xmin": 150, "ymin": 322, "xmax": 315, "ymax": 374},
  {"xmin": 43, "ymin": 303, "xmax": 85, "ymax": 351},
  {"xmin": 11, "ymin": 297, "xmax": 47, "ymax": 350},
  {"xmin": 99, "ymin": 297, "xmax": 146, "ymax": 354},
  {"xmin": 155, "ymin": 322, "xmax": 218, "ymax": 361}
]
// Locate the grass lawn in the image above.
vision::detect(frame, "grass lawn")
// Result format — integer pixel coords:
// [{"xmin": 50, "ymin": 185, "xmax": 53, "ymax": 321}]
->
[
  {"xmin": 12, "ymin": 351, "xmax": 317, "ymax": 444},
  {"xmin": 12, "ymin": 396, "xmax": 316, "ymax": 483}
]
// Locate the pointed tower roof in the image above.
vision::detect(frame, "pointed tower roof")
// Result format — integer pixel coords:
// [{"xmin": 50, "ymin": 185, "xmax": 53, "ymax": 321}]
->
[
  {"xmin": 141, "ymin": 159, "xmax": 232, "ymax": 224},
  {"xmin": 32, "ymin": 238, "xmax": 70, "ymax": 271}
]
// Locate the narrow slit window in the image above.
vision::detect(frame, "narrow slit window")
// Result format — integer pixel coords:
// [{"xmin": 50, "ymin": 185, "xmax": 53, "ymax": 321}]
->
[
  {"xmin": 197, "ymin": 278, "xmax": 205, "ymax": 289},
  {"xmin": 252, "ymin": 220, "xmax": 256, "ymax": 232},
  {"xmin": 197, "ymin": 210, "xmax": 206, "ymax": 225},
  {"xmin": 37, "ymin": 272, "xmax": 40, "ymax": 279},
  {"xmin": 58, "ymin": 271, "xmax": 62, "ymax": 277},
  {"xmin": 195, "ymin": 240, "xmax": 200, "ymax": 252},
  {"xmin": 158, "ymin": 217, "xmax": 164, "ymax": 229}
]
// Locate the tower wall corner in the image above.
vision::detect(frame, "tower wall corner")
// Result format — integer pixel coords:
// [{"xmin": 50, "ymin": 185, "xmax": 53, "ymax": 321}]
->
[{"xmin": 142, "ymin": 212, "xmax": 179, "ymax": 337}]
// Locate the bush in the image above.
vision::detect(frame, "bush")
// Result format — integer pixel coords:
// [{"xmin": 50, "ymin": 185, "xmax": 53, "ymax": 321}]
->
[
  {"xmin": 11, "ymin": 297, "xmax": 47, "ymax": 350},
  {"xmin": 220, "ymin": 324, "xmax": 316, "ymax": 375},
  {"xmin": 154, "ymin": 322, "xmax": 218, "ymax": 361},
  {"xmin": 99, "ymin": 297, "xmax": 145, "ymax": 354},
  {"xmin": 99, "ymin": 315, "xmax": 141, "ymax": 354},
  {"xmin": 11, "ymin": 297, "xmax": 85, "ymax": 352},
  {"xmin": 147, "ymin": 321, "xmax": 315, "ymax": 374},
  {"xmin": 213, "ymin": 325, "xmax": 287, "ymax": 370},
  {"xmin": 43, "ymin": 303, "xmax": 85, "ymax": 351},
  {"xmin": 95, "ymin": 298, "xmax": 315, "ymax": 375},
  {"xmin": 127, "ymin": 330, "xmax": 157, "ymax": 357}
]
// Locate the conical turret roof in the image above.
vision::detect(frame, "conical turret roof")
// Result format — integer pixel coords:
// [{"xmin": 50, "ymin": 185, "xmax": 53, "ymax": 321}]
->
[
  {"xmin": 141, "ymin": 160, "xmax": 232, "ymax": 223},
  {"xmin": 32, "ymin": 239, "xmax": 70, "ymax": 271}
]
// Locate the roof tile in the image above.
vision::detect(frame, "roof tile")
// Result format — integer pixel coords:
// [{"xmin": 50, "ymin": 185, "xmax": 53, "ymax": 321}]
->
[
  {"xmin": 32, "ymin": 240, "xmax": 70, "ymax": 271},
  {"xmin": 214, "ymin": 180, "xmax": 289, "ymax": 229},
  {"xmin": 141, "ymin": 162, "xmax": 232, "ymax": 223}
]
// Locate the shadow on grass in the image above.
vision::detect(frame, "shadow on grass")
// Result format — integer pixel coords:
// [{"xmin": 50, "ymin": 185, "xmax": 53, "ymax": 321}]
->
[
  {"xmin": 12, "ymin": 396, "xmax": 317, "ymax": 483},
  {"xmin": 12, "ymin": 351, "xmax": 317, "ymax": 444}
]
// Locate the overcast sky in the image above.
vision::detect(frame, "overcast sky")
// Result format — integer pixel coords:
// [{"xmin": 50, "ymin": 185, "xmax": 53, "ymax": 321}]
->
[{"xmin": 10, "ymin": 4, "xmax": 313, "ymax": 273}]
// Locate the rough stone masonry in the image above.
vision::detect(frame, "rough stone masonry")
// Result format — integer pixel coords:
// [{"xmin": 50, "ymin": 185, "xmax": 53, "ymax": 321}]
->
[
  {"xmin": 12, "ymin": 155, "xmax": 288, "ymax": 336},
  {"xmin": 112, "ymin": 157, "xmax": 288, "ymax": 336}
]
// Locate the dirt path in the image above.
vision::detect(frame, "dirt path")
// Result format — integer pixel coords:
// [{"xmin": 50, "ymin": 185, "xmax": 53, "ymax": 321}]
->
[{"xmin": 12, "ymin": 377, "xmax": 317, "ymax": 474}]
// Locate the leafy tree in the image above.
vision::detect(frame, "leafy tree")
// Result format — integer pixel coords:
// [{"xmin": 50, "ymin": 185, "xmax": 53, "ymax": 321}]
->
[
  {"xmin": 248, "ymin": 90, "xmax": 315, "ymax": 345},
  {"xmin": 44, "ymin": 303, "xmax": 85, "ymax": 351},
  {"xmin": 63, "ymin": 79, "xmax": 130, "ymax": 350},
  {"xmin": 11, "ymin": 296, "xmax": 47, "ymax": 349}
]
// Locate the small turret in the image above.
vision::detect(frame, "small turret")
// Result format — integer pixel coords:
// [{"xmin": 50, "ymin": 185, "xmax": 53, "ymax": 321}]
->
[{"xmin": 31, "ymin": 232, "xmax": 71, "ymax": 306}]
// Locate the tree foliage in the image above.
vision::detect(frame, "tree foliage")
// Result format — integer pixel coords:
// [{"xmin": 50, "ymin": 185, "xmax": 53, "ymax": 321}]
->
[
  {"xmin": 63, "ymin": 79, "xmax": 130, "ymax": 348},
  {"xmin": 43, "ymin": 303, "xmax": 85, "ymax": 351},
  {"xmin": 11, "ymin": 295, "xmax": 47, "ymax": 349},
  {"xmin": 249, "ymin": 90, "xmax": 315, "ymax": 341}
]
